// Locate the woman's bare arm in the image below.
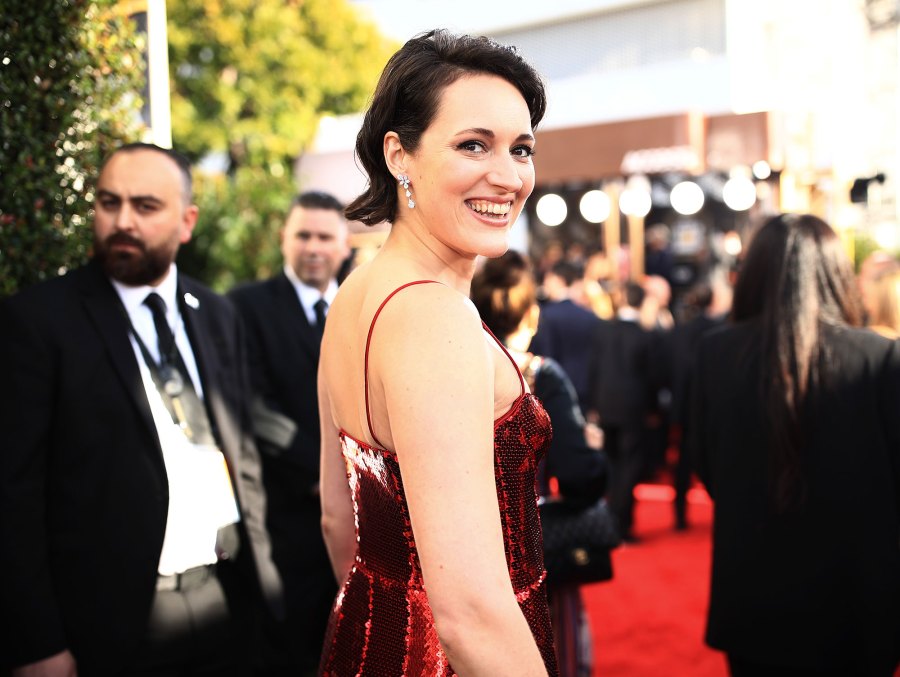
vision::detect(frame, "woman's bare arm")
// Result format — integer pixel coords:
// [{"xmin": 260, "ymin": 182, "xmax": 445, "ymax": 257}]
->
[
  {"xmin": 371, "ymin": 285, "xmax": 547, "ymax": 676},
  {"xmin": 318, "ymin": 364, "xmax": 356, "ymax": 583}
]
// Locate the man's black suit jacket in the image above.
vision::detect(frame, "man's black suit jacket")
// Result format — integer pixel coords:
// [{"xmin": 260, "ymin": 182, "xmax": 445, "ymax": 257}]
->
[
  {"xmin": 586, "ymin": 318, "xmax": 657, "ymax": 428},
  {"xmin": 690, "ymin": 321, "xmax": 900, "ymax": 673},
  {"xmin": 529, "ymin": 299, "xmax": 600, "ymax": 409},
  {"xmin": 228, "ymin": 272, "xmax": 322, "ymax": 482},
  {"xmin": 228, "ymin": 272, "xmax": 337, "ymax": 671},
  {"xmin": 0, "ymin": 261, "xmax": 282, "ymax": 674}
]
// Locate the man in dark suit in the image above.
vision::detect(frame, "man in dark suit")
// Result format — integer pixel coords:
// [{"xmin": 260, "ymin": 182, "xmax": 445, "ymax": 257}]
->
[
  {"xmin": 0, "ymin": 143, "xmax": 282, "ymax": 676},
  {"xmin": 228, "ymin": 191, "xmax": 349, "ymax": 675},
  {"xmin": 668, "ymin": 281, "xmax": 726, "ymax": 530},
  {"xmin": 586, "ymin": 282, "xmax": 657, "ymax": 541},
  {"xmin": 529, "ymin": 260, "xmax": 600, "ymax": 410}
]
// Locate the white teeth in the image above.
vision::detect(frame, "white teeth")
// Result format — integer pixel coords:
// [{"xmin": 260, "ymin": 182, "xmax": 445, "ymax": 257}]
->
[{"xmin": 468, "ymin": 200, "xmax": 511, "ymax": 216}]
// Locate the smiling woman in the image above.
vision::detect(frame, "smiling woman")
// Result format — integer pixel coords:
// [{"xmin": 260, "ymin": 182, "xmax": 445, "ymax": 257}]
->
[{"xmin": 316, "ymin": 29, "xmax": 558, "ymax": 676}]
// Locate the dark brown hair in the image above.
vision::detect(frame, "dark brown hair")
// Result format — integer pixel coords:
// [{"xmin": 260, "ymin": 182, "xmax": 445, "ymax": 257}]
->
[
  {"xmin": 346, "ymin": 29, "xmax": 547, "ymax": 226},
  {"xmin": 293, "ymin": 190, "xmax": 344, "ymax": 214},
  {"xmin": 731, "ymin": 213, "xmax": 862, "ymax": 510},
  {"xmin": 471, "ymin": 250, "xmax": 537, "ymax": 340}
]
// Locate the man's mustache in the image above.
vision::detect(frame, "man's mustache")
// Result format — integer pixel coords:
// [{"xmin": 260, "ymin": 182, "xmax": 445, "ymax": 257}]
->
[{"xmin": 104, "ymin": 232, "xmax": 145, "ymax": 251}]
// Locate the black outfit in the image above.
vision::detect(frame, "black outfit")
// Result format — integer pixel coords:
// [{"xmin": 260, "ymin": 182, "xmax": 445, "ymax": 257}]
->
[
  {"xmin": 528, "ymin": 355, "xmax": 608, "ymax": 677},
  {"xmin": 644, "ymin": 246, "xmax": 674, "ymax": 287},
  {"xmin": 586, "ymin": 317, "xmax": 656, "ymax": 539},
  {"xmin": 668, "ymin": 312, "xmax": 724, "ymax": 527},
  {"xmin": 533, "ymin": 356, "xmax": 608, "ymax": 503},
  {"xmin": 228, "ymin": 272, "xmax": 336, "ymax": 675},
  {"xmin": 690, "ymin": 321, "xmax": 900, "ymax": 676},
  {"xmin": 0, "ymin": 261, "xmax": 282, "ymax": 675},
  {"xmin": 530, "ymin": 299, "xmax": 601, "ymax": 411}
]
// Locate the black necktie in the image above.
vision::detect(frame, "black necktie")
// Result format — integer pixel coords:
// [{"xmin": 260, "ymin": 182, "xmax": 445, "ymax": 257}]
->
[
  {"xmin": 314, "ymin": 298, "xmax": 328, "ymax": 334},
  {"xmin": 144, "ymin": 293, "xmax": 176, "ymax": 365},
  {"xmin": 142, "ymin": 292, "xmax": 212, "ymax": 444}
]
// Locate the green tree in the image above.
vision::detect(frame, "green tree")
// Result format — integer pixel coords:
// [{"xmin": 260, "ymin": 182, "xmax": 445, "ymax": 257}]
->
[
  {"xmin": 0, "ymin": 0, "xmax": 146, "ymax": 297},
  {"xmin": 178, "ymin": 166, "xmax": 296, "ymax": 292},
  {"xmin": 167, "ymin": 0, "xmax": 396, "ymax": 168}
]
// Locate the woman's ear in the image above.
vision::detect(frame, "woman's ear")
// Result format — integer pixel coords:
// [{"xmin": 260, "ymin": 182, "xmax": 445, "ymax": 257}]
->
[{"xmin": 383, "ymin": 131, "xmax": 408, "ymax": 178}]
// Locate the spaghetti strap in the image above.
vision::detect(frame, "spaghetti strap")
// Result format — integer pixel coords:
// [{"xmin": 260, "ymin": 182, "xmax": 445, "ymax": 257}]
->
[
  {"xmin": 481, "ymin": 321, "xmax": 527, "ymax": 398},
  {"xmin": 364, "ymin": 280, "xmax": 440, "ymax": 449}
]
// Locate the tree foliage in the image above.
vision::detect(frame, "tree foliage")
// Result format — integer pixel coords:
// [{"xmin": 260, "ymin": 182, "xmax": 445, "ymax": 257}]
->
[
  {"xmin": 0, "ymin": 0, "xmax": 146, "ymax": 297},
  {"xmin": 178, "ymin": 166, "xmax": 296, "ymax": 292},
  {"xmin": 167, "ymin": 0, "xmax": 397, "ymax": 168}
]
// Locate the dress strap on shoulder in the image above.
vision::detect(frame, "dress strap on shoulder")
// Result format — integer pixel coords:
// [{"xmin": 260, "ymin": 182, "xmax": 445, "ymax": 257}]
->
[
  {"xmin": 480, "ymin": 321, "xmax": 526, "ymax": 398},
  {"xmin": 364, "ymin": 280, "xmax": 440, "ymax": 449}
]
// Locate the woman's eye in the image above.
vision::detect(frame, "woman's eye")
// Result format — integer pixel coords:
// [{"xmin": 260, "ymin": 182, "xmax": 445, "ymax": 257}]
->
[
  {"xmin": 512, "ymin": 145, "xmax": 535, "ymax": 158},
  {"xmin": 458, "ymin": 140, "xmax": 486, "ymax": 153}
]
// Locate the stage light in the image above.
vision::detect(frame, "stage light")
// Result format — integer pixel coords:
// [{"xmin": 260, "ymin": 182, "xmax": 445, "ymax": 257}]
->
[
  {"xmin": 722, "ymin": 175, "xmax": 756, "ymax": 211},
  {"xmin": 723, "ymin": 230, "xmax": 743, "ymax": 257},
  {"xmin": 619, "ymin": 188, "xmax": 651, "ymax": 217},
  {"xmin": 536, "ymin": 193, "xmax": 567, "ymax": 226},
  {"xmin": 670, "ymin": 180, "xmax": 704, "ymax": 216},
  {"xmin": 579, "ymin": 190, "xmax": 611, "ymax": 223},
  {"xmin": 752, "ymin": 161, "xmax": 772, "ymax": 180}
]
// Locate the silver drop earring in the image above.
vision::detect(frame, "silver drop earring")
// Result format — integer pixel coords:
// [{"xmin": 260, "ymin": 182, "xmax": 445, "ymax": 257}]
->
[{"xmin": 397, "ymin": 173, "xmax": 415, "ymax": 209}]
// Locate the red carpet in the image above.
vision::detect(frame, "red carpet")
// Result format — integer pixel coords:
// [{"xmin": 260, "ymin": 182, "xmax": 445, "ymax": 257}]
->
[{"xmin": 582, "ymin": 485, "xmax": 728, "ymax": 676}]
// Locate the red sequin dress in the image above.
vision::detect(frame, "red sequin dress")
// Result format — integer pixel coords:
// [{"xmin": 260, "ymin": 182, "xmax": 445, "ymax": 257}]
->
[{"xmin": 319, "ymin": 281, "xmax": 558, "ymax": 676}]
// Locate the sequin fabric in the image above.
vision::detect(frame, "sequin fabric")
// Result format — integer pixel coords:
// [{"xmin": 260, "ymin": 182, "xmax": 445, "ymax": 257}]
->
[{"xmin": 319, "ymin": 393, "xmax": 558, "ymax": 676}]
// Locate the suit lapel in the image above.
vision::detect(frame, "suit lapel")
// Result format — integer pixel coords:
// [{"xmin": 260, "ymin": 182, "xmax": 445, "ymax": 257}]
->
[
  {"xmin": 77, "ymin": 263, "xmax": 160, "ymax": 455},
  {"xmin": 274, "ymin": 272, "xmax": 320, "ymax": 359},
  {"xmin": 178, "ymin": 278, "xmax": 221, "ymax": 422},
  {"xmin": 178, "ymin": 276, "xmax": 240, "ymax": 471}
]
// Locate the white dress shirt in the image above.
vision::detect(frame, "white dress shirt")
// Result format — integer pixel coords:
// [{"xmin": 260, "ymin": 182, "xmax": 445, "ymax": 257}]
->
[
  {"xmin": 283, "ymin": 264, "xmax": 338, "ymax": 325},
  {"xmin": 111, "ymin": 264, "xmax": 239, "ymax": 575}
]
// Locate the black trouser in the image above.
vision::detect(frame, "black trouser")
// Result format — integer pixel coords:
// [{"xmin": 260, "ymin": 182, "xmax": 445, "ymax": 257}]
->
[
  {"xmin": 673, "ymin": 436, "xmax": 693, "ymax": 528},
  {"xmin": 602, "ymin": 424, "xmax": 645, "ymax": 538},
  {"xmin": 127, "ymin": 564, "xmax": 250, "ymax": 677}
]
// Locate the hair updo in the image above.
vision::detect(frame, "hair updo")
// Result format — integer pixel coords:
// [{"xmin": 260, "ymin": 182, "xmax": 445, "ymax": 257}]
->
[{"xmin": 470, "ymin": 250, "xmax": 538, "ymax": 340}]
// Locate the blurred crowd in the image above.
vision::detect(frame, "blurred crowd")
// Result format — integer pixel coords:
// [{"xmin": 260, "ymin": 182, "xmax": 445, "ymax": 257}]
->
[{"xmin": 524, "ymin": 232, "xmax": 900, "ymax": 538}]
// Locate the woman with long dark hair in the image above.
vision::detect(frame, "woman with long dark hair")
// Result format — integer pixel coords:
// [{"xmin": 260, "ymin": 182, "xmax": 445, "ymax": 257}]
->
[{"xmin": 690, "ymin": 213, "xmax": 900, "ymax": 676}]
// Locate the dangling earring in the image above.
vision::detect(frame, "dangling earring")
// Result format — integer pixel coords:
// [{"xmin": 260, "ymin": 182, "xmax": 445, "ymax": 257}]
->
[{"xmin": 398, "ymin": 173, "xmax": 415, "ymax": 209}]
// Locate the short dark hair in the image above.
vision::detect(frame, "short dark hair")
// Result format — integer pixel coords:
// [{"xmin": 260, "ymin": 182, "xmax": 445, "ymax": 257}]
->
[
  {"xmin": 346, "ymin": 29, "xmax": 547, "ymax": 226},
  {"xmin": 106, "ymin": 142, "xmax": 193, "ymax": 203},
  {"xmin": 550, "ymin": 260, "xmax": 584, "ymax": 287},
  {"xmin": 624, "ymin": 282, "xmax": 645, "ymax": 308},
  {"xmin": 293, "ymin": 190, "xmax": 344, "ymax": 214}
]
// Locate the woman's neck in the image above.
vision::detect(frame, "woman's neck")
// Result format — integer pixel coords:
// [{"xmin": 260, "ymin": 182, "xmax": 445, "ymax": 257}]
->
[{"xmin": 380, "ymin": 220, "xmax": 477, "ymax": 295}]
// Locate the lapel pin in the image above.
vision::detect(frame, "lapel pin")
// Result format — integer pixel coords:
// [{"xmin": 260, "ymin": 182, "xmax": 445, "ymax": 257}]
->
[{"xmin": 184, "ymin": 292, "xmax": 200, "ymax": 309}]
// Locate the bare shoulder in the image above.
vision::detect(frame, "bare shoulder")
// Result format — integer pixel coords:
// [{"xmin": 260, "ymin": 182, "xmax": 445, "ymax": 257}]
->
[
  {"xmin": 367, "ymin": 280, "xmax": 492, "ymax": 414},
  {"xmin": 369, "ymin": 281, "xmax": 484, "ymax": 353}
]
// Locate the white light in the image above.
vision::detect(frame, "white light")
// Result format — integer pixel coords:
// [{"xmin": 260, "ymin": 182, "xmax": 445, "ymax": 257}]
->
[
  {"xmin": 872, "ymin": 221, "xmax": 900, "ymax": 251},
  {"xmin": 752, "ymin": 160, "xmax": 772, "ymax": 180},
  {"xmin": 579, "ymin": 190, "xmax": 611, "ymax": 223},
  {"xmin": 723, "ymin": 230, "xmax": 743, "ymax": 257},
  {"xmin": 536, "ymin": 193, "xmax": 567, "ymax": 227},
  {"xmin": 722, "ymin": 176, "xmax": 757, "ymax": 211},
  {"xmin": 670, "ymin": 181, "xmax": 704, "ymax": 216},
  {"xmin": 619, "ymin": 188, "xmax": 651, "ymax": 217}
]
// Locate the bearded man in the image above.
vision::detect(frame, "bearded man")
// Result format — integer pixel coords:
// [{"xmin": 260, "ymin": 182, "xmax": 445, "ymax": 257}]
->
[{"xmin": 0, "ymin": 143, "xmax": 282, "ymax": 676}]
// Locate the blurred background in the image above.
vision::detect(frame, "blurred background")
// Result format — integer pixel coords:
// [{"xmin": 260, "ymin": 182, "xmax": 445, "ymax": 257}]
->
[{"xmin": 2, "ymin": 0, "xmax": 899, "ymax": 298}]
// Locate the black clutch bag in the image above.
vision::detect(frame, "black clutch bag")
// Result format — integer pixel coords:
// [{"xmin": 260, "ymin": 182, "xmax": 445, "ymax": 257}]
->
[{"xmin": 539, "ymin": 497, "xmax": 621, "ymax": 586}]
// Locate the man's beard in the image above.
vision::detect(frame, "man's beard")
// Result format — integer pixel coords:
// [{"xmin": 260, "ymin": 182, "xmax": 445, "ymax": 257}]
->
[{"xmin": 94, "ymin": 232, "xmax": 176, "ymax": 286}]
